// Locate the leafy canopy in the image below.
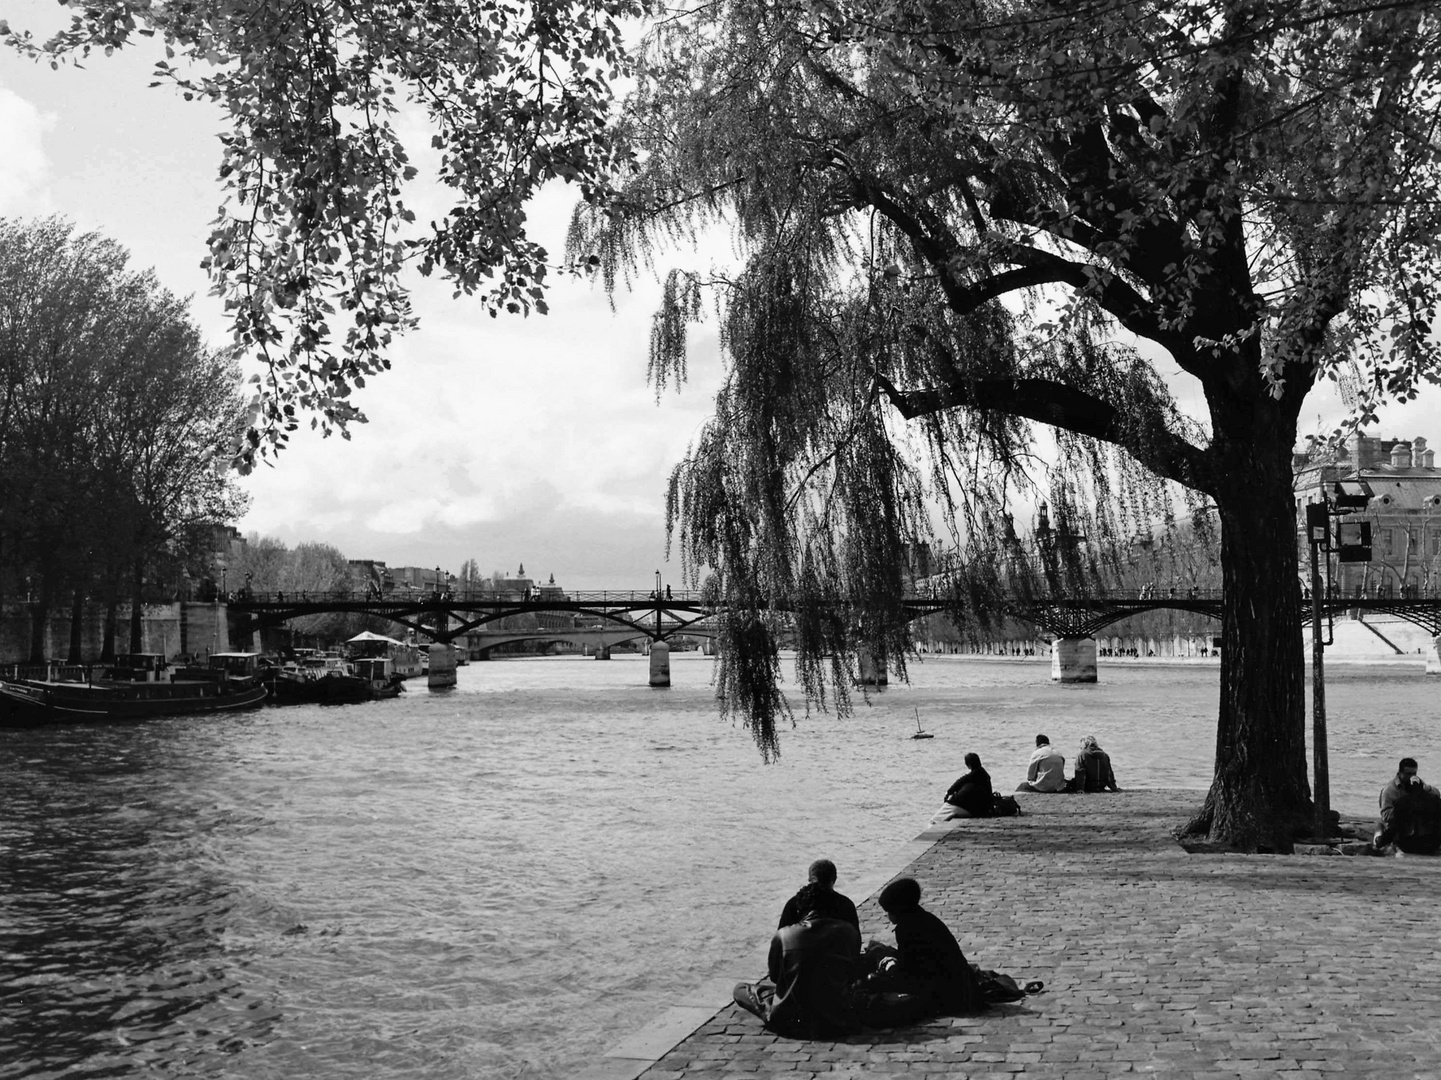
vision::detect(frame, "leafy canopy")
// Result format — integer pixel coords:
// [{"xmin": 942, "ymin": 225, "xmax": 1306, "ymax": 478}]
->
[
  {"xmin": 2, "ymin": 0, "xmax": 645, "ymax": 470},
  {"xmin": 568, "ymin": 0, "xmax": 1441, "ymax": 756},
  {"xmin": 0, "ymin": 216, "xmax": 249, "ymax": 617}
]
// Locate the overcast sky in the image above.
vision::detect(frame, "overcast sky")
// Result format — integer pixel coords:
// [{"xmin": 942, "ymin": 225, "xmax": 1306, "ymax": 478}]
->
[{"xmin": 3, "ymin": 2, "xmax": 1439, "ymax": 589}]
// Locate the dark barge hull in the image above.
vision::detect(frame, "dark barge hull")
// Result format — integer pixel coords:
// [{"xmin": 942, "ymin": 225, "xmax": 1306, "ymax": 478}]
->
[{"xmin": 0, "ymin": 678, "xmax": 268, "ymax": 727}]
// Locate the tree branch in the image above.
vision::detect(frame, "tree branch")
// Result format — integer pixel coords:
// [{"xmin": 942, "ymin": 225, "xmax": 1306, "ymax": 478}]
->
[{"xmin": 871, "ymin": 370, "xmax": 1210, "ymax": 492}]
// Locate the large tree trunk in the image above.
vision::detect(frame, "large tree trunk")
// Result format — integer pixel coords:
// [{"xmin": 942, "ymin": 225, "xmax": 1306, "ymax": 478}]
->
[
  {"xmin": 28, "ymin": 592, "xmax": 49, "ymax": 664},
  {"xmin": 1184, "ymin": 403, "xmax": 1312, "ymax": 851},
  {"xmin": 129, "ymin": 559, "xmax": 145, "ymax": 655},
  {"xmin": 67, "ymin": 589, "xmax": 84, "ymax": 663},
  {"xmin": 101, "ymin": 596, "xmax": 118, "ymax": 663}
]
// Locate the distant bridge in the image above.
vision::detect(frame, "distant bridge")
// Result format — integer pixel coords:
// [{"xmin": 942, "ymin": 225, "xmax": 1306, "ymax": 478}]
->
[{"xmin": 224, "ymin": 588, "xmax": 1441, "ymax": 645}]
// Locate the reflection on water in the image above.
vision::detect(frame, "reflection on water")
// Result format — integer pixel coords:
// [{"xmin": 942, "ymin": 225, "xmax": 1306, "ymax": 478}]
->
[
  {"xmin": 0, "ymin": 656, "xmax": 1432, "ymax": 1078},
  {"xmin": 2, "ymin": 728, "xmax": 279, "ymax": 1078}
]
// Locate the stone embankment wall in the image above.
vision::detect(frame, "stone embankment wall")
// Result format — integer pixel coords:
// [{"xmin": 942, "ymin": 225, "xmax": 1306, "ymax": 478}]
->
[{"xmin": 0, "ymin": 603, "xmax": 248, "ymax": 663}]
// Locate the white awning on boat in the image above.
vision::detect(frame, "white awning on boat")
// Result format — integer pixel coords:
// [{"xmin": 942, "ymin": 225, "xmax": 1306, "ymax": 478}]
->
[{"xmin": 346, "ymin": 631, "xmax": 404, "ymax": 645}]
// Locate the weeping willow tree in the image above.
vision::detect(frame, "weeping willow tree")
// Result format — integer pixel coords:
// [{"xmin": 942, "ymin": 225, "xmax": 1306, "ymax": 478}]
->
[{"xmin": 571, "ymin": 0, "xmax": 1441, "ymax": 850}]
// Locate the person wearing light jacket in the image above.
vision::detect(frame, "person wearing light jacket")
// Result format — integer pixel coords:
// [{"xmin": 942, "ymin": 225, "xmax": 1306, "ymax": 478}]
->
[{"xmin": 1018, "ymin": 733, "xmax": 1067, "ymax": 793}]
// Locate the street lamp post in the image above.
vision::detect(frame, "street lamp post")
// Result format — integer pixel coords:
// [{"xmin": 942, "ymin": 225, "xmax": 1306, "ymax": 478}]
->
[
  {"xmin": 1308, "ymin": 479, "xmax": 1374, "ymax": 840},
  {"xmin": 1305, "ymin": 499, "xmax": 1330, "ymax": 841}
]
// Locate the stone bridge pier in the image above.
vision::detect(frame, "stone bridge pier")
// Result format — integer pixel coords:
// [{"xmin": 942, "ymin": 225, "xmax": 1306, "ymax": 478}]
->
[
  {"xmin": 1050, "ymin": 636, "xmax": 1098, "ymax": 683},
  {"xmin": 649, "ymin": 640, "xmax": 670, "ymax": 686}
]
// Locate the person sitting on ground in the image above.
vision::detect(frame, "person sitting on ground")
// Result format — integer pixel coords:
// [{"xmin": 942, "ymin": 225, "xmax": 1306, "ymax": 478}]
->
[
  {"xmin": 733, "ymin": 881, "xmax": 863, "ymax": 1038},
  {"xmin": 1071, "ymin": 735, "xmax": 1121, "ymax": 793},
  {"xmin": 937, "ymin": 753, "xmax": 993, "ymax": 819},
  {"xmin": 777, "ymin": 859, "xmax": 860, "ymax": 930},
  {"xmin": 855, "ymin": 876, "xmax": 979, "ymax": 1026},
  {"xmin": 1374, "ymin": 757, "xmax": 1441, "ymax": 855},
  {"xmin": 1017, "ymin": 734, "xmax": 1068, "ymax": 793}
]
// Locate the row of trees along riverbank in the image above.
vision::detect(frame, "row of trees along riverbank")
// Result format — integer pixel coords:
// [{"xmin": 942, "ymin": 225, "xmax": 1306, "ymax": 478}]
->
[{"xmin": 0, "ymin": 218, "xmax": 249, "ymax": 663}]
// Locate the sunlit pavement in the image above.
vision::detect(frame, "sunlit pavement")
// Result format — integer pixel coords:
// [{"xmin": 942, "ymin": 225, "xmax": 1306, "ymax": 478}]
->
[{"xmin": 582, "ymin": 789, "xmax": 1441, "ymax": 1080}]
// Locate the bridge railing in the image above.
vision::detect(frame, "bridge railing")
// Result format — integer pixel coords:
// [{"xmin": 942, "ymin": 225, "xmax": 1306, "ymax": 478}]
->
[
  {"xmin": 225, "ymin": 586, "xmax": 1235, "ymax": 606},
  {"xmin": 230, "ymin": 589, "xmax": 713, "ymax": 605}
]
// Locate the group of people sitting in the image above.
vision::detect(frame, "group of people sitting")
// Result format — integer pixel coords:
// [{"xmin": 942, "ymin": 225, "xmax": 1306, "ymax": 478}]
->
[
  {"xmin": 932, "ymin": 733, "xmax": 1121, "ymax": 821},
  {"xmin": 1375, "ymin": 757, "xmax": 1441, "ymax": 855},
  {"xmin": 1019, "ymin": 733, "xmax": 1121, "ymax": 794},
  {"xmin": 733, "ymin": 860, "xmax": 978, "ymax": 1038}
]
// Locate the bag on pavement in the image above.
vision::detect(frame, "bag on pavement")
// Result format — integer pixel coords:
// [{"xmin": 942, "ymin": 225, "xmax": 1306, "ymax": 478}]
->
[
  {"xmin": 972, "ymin": 967, "xmax": 1044, "ymax": 1004},
  {"xmin": 991, "ymin": 793, "xmax": 1022, "ymax": 817}
]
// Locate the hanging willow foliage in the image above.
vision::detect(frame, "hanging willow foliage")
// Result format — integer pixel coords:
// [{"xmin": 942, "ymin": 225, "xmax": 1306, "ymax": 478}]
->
[{"xmin": 579, "ymin": 0, "xmax": 1441, "ymax": 852}]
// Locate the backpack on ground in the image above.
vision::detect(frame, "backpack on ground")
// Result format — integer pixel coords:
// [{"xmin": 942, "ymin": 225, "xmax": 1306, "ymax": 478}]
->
[
  {"xmin": 991, "ymin": 793, "xmax": 1021, "ymax": 817},
  {"xmin": 972, "ymin": 966, "xmax": 1044, "ymax": 1004}
]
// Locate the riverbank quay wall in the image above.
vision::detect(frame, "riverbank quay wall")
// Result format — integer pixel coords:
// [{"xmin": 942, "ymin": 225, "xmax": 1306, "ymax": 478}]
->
[
  {"xmin": 584, "ymin": 789, "xmax": 1441, "ymax": 1080},
  {"xmin": 0, "ymin": 602, "xmax": 238, "ymax": 663}
]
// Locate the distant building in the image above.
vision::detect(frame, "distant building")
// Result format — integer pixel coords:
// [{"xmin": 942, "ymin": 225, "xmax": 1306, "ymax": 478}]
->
[
  {"xmin": 348, "ymin": 560, "xmax": 393, "ymax": 596},
  {"xmin": 1295, "ymin": 433, "xmax": 1441, "ymax": 596},
  {"xmin": 390, "ymin": 566, "xmax": 447, "ymax": 592},
  {"xmin": 198, "ymin": 524, "xmax": 246, "ymax": 599},
  {"xmin": 534, "ymin": 573, "xmax": 566, "ymax": 601}
]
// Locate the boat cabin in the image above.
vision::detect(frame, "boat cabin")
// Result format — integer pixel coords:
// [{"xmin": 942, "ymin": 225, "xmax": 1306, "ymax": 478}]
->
[
  {"xmin": 353, "ymin": 657, "xmax": 394, "ymax": 683},
  {"xmin": 207, "ymin": 653, "xmax": 262, "ymax": 678},
  {"xmin": 106, "ymin": 653, "xmax": 170, "ymax": 682}
]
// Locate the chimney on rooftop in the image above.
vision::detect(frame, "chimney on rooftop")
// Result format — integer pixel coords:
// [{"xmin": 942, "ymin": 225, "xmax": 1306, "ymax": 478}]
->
[{"xmin": 1392, "ymin": 442, "xmax": 1414, "ymax": 469}]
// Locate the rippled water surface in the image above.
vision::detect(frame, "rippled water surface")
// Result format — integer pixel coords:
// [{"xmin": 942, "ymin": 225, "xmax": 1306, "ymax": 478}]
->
[{"xmin": 1, "ymin": 655, "xmax": 1434, "ymax": 1078}]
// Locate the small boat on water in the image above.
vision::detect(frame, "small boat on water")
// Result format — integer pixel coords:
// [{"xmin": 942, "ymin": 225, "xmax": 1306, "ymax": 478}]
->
[
  {"xmin": 262, "ymin": 651, "xmax": 405, "ymax": 705},
  {"xmin": 346, "ymin": 631, "xmax": 426, "ymax": 679},
  {"xmin": 0, "ymin": 652, "xmax": 268, "ymax": 727}
]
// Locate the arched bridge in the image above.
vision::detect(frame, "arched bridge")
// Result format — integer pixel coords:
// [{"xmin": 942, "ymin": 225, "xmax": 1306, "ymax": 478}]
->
[
  {"xmin": 224, "ymin": 588, "xmax": 1441, "ymax": 643},
  {"xmin": 228, "ymin": 589, "xmax": 728, "ymax": 645}
]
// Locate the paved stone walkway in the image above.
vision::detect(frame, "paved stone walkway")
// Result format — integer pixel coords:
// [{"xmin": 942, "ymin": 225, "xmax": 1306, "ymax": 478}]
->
[{"xmin": 583, "ymin": 789, "xmax": 1441, "ymax": 1080}]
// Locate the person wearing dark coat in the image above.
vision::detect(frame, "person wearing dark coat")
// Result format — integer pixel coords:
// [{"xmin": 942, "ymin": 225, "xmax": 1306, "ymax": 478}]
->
[
  {"xmin": 733, "ymin": 882, "xmax": 862, "ymax": 1038},
  {"xmin": 1071, "ymin": 735, "xmax": 1121, "ymax": 793},
  {"xmin": 856, "ymin": 877, "xmax": 979, "ymax": 1025},
  {"xmin": 777, "ymin": 858, "xmax": 860, "ymax": 930},
  {"xmin": 943, "ymin": 753, "xmax": 994, "ymax": 817},
  {"xmin": 1375, "ymin": 757, "xmax": 1441, "ymax": 855}
]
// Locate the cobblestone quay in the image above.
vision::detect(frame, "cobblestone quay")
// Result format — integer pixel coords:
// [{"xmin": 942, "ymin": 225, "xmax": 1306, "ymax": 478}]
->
[{"xmin": 584, "ymin": 789, "xmax": 1441, "ymax": 1080}]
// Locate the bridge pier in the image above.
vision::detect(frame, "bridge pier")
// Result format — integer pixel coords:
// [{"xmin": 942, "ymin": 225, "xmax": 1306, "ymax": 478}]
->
[
  {"xmin": 1050, "ymin": 636, "xmax": 1098, "ymax": 683},
  {"xmin": 649, "ymin": 641, "xmax": 670, "ymax": 686},
  {"xmin": 594, "ymin": 644, "xmax": 611, "ymax": 660},
  {"xmin": 857, "ymin": 647, "xmax": 887, "ymax": 687},
  {"xmin": 428, "ymin": 643, "xmax": 457, "ymax": 688},
  {"xmin": 1430, "ymin": 635, "xmax": 1441, "ymax": 675}
]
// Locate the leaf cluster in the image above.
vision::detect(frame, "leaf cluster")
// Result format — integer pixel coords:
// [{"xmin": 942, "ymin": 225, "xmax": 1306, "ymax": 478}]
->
[{"xmin": 2, "ymin": 0, "xmax": 646, "ymax": 469}]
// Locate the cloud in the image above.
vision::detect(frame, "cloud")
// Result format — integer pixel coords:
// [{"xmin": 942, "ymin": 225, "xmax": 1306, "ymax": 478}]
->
[{"xmin": 0, "ymin": 84, "xmax": 52, "ymax": 213}]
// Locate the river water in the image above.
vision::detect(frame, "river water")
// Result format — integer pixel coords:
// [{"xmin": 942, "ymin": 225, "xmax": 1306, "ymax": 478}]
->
[{"xmin": 1, "ymin": 654, "xmax": 1433, "ymax": 1079}]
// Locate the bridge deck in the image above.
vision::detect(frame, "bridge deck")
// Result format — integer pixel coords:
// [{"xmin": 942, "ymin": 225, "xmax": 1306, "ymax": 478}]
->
[{"xmin": 223, "ymin": 590, "xmax": 1441, "ymax": 640}]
